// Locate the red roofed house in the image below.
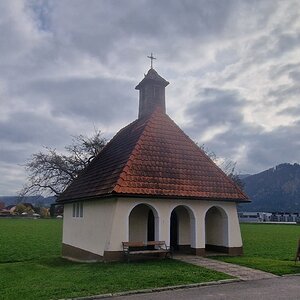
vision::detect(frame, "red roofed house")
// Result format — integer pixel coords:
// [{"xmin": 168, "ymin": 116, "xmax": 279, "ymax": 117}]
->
[{"xmin": 57, "ymin": 66, "xmax": 249, "ymax": 262}]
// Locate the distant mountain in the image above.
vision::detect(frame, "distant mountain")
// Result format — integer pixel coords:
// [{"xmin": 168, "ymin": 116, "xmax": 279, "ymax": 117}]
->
[
  {"xmin": 238, "ymin": 174, "xmax": 252, "ymax": 180},
  {"xmin": 239, "ymin": 163, "xmax": 300, "ymax": 212},
  {"xmin": 0, "ymin": 195, "xmax": 55, "ymax": 207}
]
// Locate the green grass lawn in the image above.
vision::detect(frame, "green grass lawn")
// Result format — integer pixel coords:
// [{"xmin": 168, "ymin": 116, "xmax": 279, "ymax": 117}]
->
[
  {"xmin": 215, "ymin": 223, "xmax": 300, "ymax": 275},
  {"xmin": 0, "ymin": 218, "xmax": 62, "ymax": 263},
  {"xmin": 0, "ymin": 219, "xmax": 229, "ymax": 300},
  {"xmin": 2, "ymin": 220, "xmax": 299, "ymax": 299}
]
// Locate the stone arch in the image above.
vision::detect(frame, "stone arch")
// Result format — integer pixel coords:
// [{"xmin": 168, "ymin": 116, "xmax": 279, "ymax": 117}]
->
[
  {"xmin": 170, "ymin": 205, "xmax": 196, "ymax": 253},
  {"xmin": 128, "ymin": 203, "xmax": 159, "ymax": 242},
  {"xmin": 205, "ymin": 206, "xmax": 229, "ymax": 253}
]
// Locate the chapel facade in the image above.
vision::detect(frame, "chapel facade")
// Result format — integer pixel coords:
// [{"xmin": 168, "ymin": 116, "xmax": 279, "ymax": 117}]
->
[{"xmin": 57, "ymin": 65, "xmax": 249, "ymax": 262}]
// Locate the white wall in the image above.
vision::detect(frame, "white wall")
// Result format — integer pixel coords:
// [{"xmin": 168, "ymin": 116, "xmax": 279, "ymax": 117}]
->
[
  {"xmin": 128, "ymin": 204, "xmax": 149, "ymax": 242},
  {"xmin": 175, "ymin": 206, "xmax": 190, "ymax": 245},
  {"xmin": 205, "ymin": 206, "xmax": 228, "ymax": 246},
  {"xmin": 62, "ymin": 199, "xmax": 117, "ymax": 256},
  {"xmin": 62, "ymin": 197, "xmax": 243, "ymax": 255},
  {"xmin": 105, "ymin": 198, "xmax": 243, "ymax": 251}
]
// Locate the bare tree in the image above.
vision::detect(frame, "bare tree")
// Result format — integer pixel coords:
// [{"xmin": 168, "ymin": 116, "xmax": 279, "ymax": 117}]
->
[
  {"xmin": 20, "ymin": 130, "xmax": 107, "ymax": 197},
  {"xmin": 199, "ymin": 144, "xmax": 244, "ymax": 190}
]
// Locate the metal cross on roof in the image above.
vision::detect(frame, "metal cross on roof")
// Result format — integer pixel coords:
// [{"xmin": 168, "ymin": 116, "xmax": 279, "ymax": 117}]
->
[{"xmin": 147, "ymin": 53, "xmax": 156, "ymax": 69}]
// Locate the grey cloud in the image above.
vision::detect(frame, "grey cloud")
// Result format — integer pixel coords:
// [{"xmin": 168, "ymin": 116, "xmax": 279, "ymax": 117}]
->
[
  {"xmin": 0, "ymin": 162, "xmax": 25, "ymax": 196},
  {"xmin": 268, "ymin": 84, "xmax": 300, "ymax": 105},
  {"xmin": 26, "ymin": 77, "xmax": 138, "ymax": 124},
  {"xmin": 274, "ymin": 32, "xmax": 300, "ymax": 56},
  {"xmin": 183, "ymin": 86, "xmax": 300, "ymax": 173},
  {"xmin": 188, "ymin": 114, "xmax": 300, "ymax": 174},
  {"xmin": 246, "ymin": 33, "xmax": 299, "ymax": 67},
  {"xmin": 45, "ymin": 0, "xmax": 277, "ymax": 67},
  {"xmin": 0, "ymin": 111, "xmax": 69, "ymax": 145},
  {"xmin": 0, "ymin": 149, "xmax": 20, "ymax": 164},
  {"xmin": 184, "ymin": 88, "xmax": 300, "ymax": 173},
  {"xmin": 269, "ymin": 62, "xmax": 300, "ymax": 80},
  {"xmin": 185, "ymin": 88, "xmax": 246, "ymax": 136},
  {"xmin": 244, "ymin": 123, "xmax": 300, "ymax": 172},
  {"xmin": 278, "ymin": 106, "xmax": 300, "ymax": 117},
  {"xmin": 289, "ymin": 71, "xmax": 300, "ymax": 82}
]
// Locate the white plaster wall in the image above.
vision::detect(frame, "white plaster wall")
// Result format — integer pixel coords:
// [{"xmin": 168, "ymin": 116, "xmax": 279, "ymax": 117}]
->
[
  {"xmin": 196, "ymin": 201, "xmax": 242, "ymax": 249},
  {"xmin": 205, "ymin": 207, "xmax": 228, "ymax": 246},
  {"xmin": 106, "ymin": 198, "xmax": 242, "ymax": 251},
  {"xmin": 226, "ymin": 202, "xmax": 243, "ymax": 247},
  {"xmin": 63, "ymin": 197, "xmax": 243, "ymax": 254},
  {"xmin": 108, "ymin": 199, "xmax": 162, "ymax": 251},
  {"xmin": 129, "ymin": 205, "xmax": 149, "ymax": 242},
  {"xmin": 62, "ymin": 199, "xmax": 116, "ymax": 256},
  {"xmin": 175, "ymin": 206, "xmax": 190, "ymax": 245}
]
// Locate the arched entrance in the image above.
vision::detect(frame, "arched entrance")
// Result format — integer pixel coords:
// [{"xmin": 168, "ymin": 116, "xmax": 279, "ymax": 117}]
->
[
  {"xmin": 205, "ymin": 206, "xmax": 228, "ymax": 253},
  {"xmin": 170, "ymin": 206, "xmax": 195, "ymax": 253},
  {"xmin": 129, "ymin": 204, "xmax": 158, "ymax": 242}
]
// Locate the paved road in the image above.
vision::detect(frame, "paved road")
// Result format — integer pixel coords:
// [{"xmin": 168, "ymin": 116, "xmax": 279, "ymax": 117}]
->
[{"xmin": 106, "ymin": 275, "xmax": 300, "ymax": 300}]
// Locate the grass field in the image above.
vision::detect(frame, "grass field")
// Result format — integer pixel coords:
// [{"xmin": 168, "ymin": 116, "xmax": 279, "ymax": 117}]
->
[
  {"xmin": 215, "ymin": 223, "xmax": 300, "ymax": 275},
  {"xmin": 0, "ymin": 219, "xmax": 61, "ymax": 263},
  {"xmin": 0, "ymin": 219, "xmax": 229, "ymax": 300},
  {"xmin": 1, "ymin": 220, "xmax": 300, "ymax": 299}
]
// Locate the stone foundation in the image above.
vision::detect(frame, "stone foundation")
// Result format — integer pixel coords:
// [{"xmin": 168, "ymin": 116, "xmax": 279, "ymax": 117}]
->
[
  {"xmin": 227, "ymin": 246, "xmax": 243, "ymax": 256},
  {"xmin": 62, "ymin": 243, "xmax": 243, "ymax": 262},
  {"xmin": 191, "ymin": 247, "xmax": 206, "ymax": 256},
  {"xmin": 103, "ymin": 251, "xmax": 124, "ymax": 262},
  {"xmin": 62, "ymin": 243, "xmax": 103, "ymax": 262},
  {"xmin": 205, "ymin": 244, "xmax": 243, "ymax": 256}
]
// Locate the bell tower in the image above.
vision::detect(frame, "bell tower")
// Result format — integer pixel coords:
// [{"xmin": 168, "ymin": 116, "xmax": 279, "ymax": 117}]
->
[{"xmin": 135, "ymin": 55, "xmax": 169, "ymax": 118}]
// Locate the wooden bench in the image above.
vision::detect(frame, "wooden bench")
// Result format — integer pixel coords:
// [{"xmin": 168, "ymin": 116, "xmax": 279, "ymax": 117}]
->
[
  {"xmin": 295, "ymin": 239, "xmax": 300, "ymax": 264},
  {"xmin": 122, "ymin": 241, "xmax": 171, "ymax": 262}
]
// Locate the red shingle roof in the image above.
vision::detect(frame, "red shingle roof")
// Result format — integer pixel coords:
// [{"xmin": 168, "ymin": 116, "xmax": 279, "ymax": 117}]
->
[{"xmin": 58, "ymin": 109, "xmax": 248, "ymax": 203}]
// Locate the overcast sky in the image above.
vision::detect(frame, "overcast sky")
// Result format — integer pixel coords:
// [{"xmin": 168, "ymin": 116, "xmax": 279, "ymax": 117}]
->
[{"xmin": 1, "ymin": 0, "xmax": 300, "ymax": 195}]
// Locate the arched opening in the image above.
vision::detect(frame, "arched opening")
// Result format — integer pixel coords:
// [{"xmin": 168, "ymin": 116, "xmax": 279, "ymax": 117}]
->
[
  {"xmin": 170, "ymin": 206, "xmax": 195, "ymax": 254},
  {"xmin": 205, "ymin": 206, "xmax": 229, "ymax": 253},
  {"xmin": 129, "ymin": 204, "xmax": 158, "ymax": 242}
]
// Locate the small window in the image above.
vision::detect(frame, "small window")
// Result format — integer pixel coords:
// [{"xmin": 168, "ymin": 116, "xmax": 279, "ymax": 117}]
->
[
  {"xmin": 76, "ymin": 203, "xmax": 79, "ymax": 217},
  {"xmin": 79, "ymin": 202, "xmax": 83, "ymax": 218},
  {"xmin": 73, "ymin": 202, "xmax": 83, "ymax": 218}
]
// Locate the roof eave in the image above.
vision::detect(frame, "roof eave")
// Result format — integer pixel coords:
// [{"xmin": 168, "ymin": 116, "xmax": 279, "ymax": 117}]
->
[{"xmin": 56, "ymin": 191, "xmax": 250, "ymax": 204}]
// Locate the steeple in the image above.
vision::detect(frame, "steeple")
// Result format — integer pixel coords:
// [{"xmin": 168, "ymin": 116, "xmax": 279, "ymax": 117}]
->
[{"xmin": 135, "ymin": 68, "xmax": 169, "ymax": 118}]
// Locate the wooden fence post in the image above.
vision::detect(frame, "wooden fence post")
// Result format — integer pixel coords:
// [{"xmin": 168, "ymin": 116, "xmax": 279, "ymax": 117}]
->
[{"xmin": 295, "ymin": 239, "xmax": 300, "ymax": 263}]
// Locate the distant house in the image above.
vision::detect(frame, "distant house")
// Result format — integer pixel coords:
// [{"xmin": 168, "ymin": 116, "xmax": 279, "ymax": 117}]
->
[
  {"xmin": 0, "ymin": 209, "xmax": 11, "ymax": 216},
  {"xmin": 238, "ymin": 212, "xmax": 272, "ymax": 223},
  {"xmin": 5, "ymin": 205, "xmax": 16, "ymax": 214},
  {"xmin": 238, "ymin": 211, "xmax": 300, "ymax": 223},
  {"xmin": 57, "ymin": 67, "xmax": 249, "ymax": 262},
  {"xmin": 0, "ymin": 204, "xmax": 15, "ymax": 217},
  {"xmin": 3, "ymin": 203, "xmax": 35, "ymax": 216},
  {"xmin": 270, "ymin": 212, "xmax": 300, "ymax": 223}
]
